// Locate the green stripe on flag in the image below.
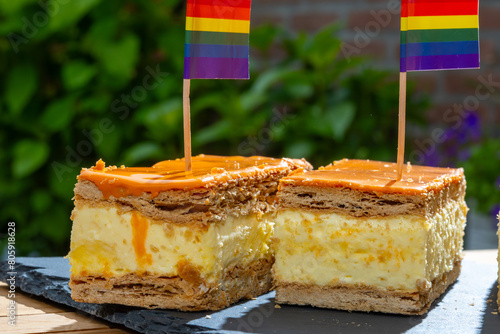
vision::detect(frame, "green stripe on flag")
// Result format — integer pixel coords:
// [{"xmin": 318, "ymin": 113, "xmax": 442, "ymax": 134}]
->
[
  {"xmin": 185, "ymin": 30, "xmax": 249, "ymax": 46},
  {"xmin": 402, "ymin": 28, "xmax": 478, "ymax": 45}
]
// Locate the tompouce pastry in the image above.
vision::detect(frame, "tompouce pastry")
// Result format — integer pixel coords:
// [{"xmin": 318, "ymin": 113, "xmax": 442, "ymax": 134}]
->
[
  {"xmin": 273, "ymin": 159, "xmax": 467, "ymax": 315},
  {"xmin": 68, "ymin": 155, "xmax": 311, "ymax": 311}
]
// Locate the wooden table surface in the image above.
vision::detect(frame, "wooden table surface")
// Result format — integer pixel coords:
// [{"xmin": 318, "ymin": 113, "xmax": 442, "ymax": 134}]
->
[
  {"xmin": 0, "ymin": 249, "xmax": 498, "ymax": 333},
  {"xmin": 0, "ymin": 282, "xmax": 132, "ymax": 334}
]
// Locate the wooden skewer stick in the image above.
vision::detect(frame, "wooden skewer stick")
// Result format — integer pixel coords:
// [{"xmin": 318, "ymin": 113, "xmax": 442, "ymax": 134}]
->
[
  {"xmin": 396, "ymin": 72, "xmax": 407, "ymax": 181},
  {"xmin": 183, "ymin": 79, "xmax": 192, "ymax": 172}
]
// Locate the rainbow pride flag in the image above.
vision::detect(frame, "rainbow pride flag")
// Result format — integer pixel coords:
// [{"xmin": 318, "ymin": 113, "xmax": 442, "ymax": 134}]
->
[
  {"xmin": 400, "ymin": 0, "xmax": 479, "ymax": 72},
  {"xmin": 184, "ymin": 0, "xmax": 252, "ymax": 79}
]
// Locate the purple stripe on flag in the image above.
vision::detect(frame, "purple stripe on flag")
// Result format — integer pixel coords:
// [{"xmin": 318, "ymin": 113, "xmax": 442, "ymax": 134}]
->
[
  {"xmin": 184, "ymin": 57, "xmax": 249, "ymax": 79},
  {"xmin": 400, "ymin": 53, "xmax": 479, "ymax": 72}
]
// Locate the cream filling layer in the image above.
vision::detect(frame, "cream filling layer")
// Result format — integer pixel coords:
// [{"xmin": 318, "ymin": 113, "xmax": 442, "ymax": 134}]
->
[
  {"xmin": 273, "ymin": 200, "xmax": 467, "ymax": 291},
  {"xmin": 69, "ymin": 204, "xmax": 274, "ymax": 283}
]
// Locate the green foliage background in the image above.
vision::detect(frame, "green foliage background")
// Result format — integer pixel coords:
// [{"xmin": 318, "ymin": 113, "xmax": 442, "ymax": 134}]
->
[{"xmin": 0, "ymin": 0, "xmax": 497, "ymax": 256}]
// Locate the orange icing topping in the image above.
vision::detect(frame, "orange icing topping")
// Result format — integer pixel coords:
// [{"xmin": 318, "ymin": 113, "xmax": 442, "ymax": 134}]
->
[
  {"xmin": 280, "ymin": 159, "xmax": 464, "ymax": 195},
  {"xmin": 78, "ymin": 155, "xmax": 309, "ymax": 199},
  {"xmin": 131, "ymin": 212, "xmax": 153, "ymax": 268}
]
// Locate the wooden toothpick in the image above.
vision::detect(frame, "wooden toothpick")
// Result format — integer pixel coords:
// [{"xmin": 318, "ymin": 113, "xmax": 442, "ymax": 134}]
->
[
  {"xmin": 183, "ymin": 79, "xmax": 192, "ymax": 172},
  {"xmin": 396, "ymin": 72, "xmax": 407, "ymax": 181}
]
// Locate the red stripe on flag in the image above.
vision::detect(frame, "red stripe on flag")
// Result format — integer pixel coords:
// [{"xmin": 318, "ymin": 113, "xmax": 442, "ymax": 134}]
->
[
  {"xmin": 187, "ymin": 0, "xmax": 251, "ymax": 9},
  {"xmin": 402, "ymin": 1, "xmax": 477, "ymax": 17},
  {"xmin": 186, "ymin": 3, "xmax": 251, "ymax": 20},
  {"xmin": 407, "ymin": 0, "xmax": 478, "ymax": 3},
  {"xmin": 402, "ymin": 0, "xmax": 408, "ymax": 19}
]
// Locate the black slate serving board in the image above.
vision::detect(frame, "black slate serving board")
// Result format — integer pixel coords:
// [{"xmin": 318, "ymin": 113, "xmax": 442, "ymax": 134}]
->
[{"xmin": 1, "ymin": 254, "xmax": 499, "ymax": 334}]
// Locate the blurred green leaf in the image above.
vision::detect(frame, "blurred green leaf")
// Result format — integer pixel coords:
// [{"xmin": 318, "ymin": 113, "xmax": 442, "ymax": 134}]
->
[
  {"xmin": 135, "ymin": 99, "xmax": 182, "ymax": 138},
  {"xmin": 152, "ymin": 76, "xmax": 178, "ymax": 101},
  {"xmin": 44, "ymin": 0, "xmax": 102, "ymax": 35},
  {"xmin": 49, "ymin": 163, "xmax": 78, "ymax": 200},
  {"xmin": 326, "ymin": 102, "xmax": 356, "ymax": 141},
  {"xmin": 191, "ymin": 92, "xmax": 228, "ymax": 116},
  {"xmin": 305, "ymin": 105, "xmax": 331, "ymax": 137},
  {"xmin": 62, "ymin": 60, "xmax": 98, "ymax": 90},
  {"xmin": 96, "ymin": 33, "xmax": 140, "ymax": 80},
  {"xmin": 123, "ymin": 142, "xmax": 163, "ymax": 166},
  {"xmin": 0, "ymin": 17, "xmax": 23, "ymax": 35},
  {"xmin": 461, "ymin": 139, "xmax": 500, "ymax": 213},
  {"xmin": 5, "ymin": 64, "xmax": 38, "ymax": 115},
  {"xmin": 79, "ymin": 92, "xmax": 112, "ymax": 114},
  {"xmin": 158, "ymin": 26, "xmax": 185, "ymax": 71},
  {"xmin": 0, "ymin": 0, "xmax": 36, "ymax": 15},
  {"xmin": 241, "ymin": 68, "xmax": 293, "ymax": 111},
  {"xmin": 39, "ymin": 96, "xmax": 76, "ymax": 132},
  {"xmin": 12, "ymin": 140, "xmax": 49, "ymax": 178},
  {"xmin": 30, "ymin": 190, "xmax": 53, "ymax": 213},
  {"xmin": 307, "ymin": 25, "xmax": 342, "ymax": 69},
  {"xmin": 83, "ymin": 17, "xmax": 118, "ymax": 52},
  {"xmin": 193, "ymin": 119, "xmax": 232, "ymax": 146},
  {"xmin": 38, "ymin": 206, "xmax": 71, "ymax": 243},
  {"xmin": 94, "ymin": 125, "xmax": 121, "ymax": 161},
  {"xmin": 283, "ymin": 72, "xmax": 314, "ymax": 99},
  {"xmin": 250, "ymin": 24, "xmax": 280, "ymax": 52},
  {"xmin": 284, "ymin": 141, "xmax": 314, "ymax": 160}
]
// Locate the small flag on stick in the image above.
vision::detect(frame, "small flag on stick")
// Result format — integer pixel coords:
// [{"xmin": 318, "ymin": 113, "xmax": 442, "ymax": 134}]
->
[
  {"xmin": 184, "ymin": 0, "xmax": 252, "ymax": 79},
  {"xmin": 397, "ymin": 0, "xmax": 479, "ymax": 179},
  {"xmin": 401, "ymin": 0, "xmax": 479, "ymax": 72},
  {"xmin": 183, "ymin": 0, "xmax": 252, "ymax": 171}
]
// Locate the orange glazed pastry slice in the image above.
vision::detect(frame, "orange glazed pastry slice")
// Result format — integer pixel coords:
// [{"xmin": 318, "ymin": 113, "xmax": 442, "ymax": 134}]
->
[
  {"xmin": 273, "ymin": 159, "xmax": 467, "ymax": 315},
  {"xmin": 68, "ymin": 155, "xmax": 311, "ymax": 311}
]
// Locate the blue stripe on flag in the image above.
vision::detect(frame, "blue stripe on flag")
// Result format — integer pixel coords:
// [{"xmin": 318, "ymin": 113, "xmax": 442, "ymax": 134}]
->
[
  {"xmin": 185, "ymin": 43, "xmax": 249, "ymax": 59},
  {"xmin": 401, "ymin": 40, "xmax": 478, "ymax": 58}
]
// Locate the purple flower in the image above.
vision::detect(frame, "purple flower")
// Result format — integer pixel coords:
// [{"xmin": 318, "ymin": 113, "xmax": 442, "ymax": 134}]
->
[
  {"xmin": 457, "ymin": 149, "xmax": 471, "ymax": 162},
  {"xmin": 423, "ymin": 150, "xmax": 441, "ymax": 167},
  {"xmin": 415, "ymin": 111, "xmax": 483, "ymax": 167},
  {"xmin": 442, "ymin": 128, "xmax": 455, "ymax": 143},
  {"xmin": 462, "ymin": 112, "xmax": 481, "ymax": 142}
]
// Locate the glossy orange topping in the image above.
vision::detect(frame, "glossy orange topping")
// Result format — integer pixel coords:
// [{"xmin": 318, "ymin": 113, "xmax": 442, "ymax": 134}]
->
[
  {"xmin": 131, "ymin": 212, "xmax": 153, "ymax": 268},
  {"xmin": 78, "ymin": 155, "xmax": 310, "ymax": 198},
  {"xmin": 280, "ymin": 159, "xmax": 464, "ymax": 195}
]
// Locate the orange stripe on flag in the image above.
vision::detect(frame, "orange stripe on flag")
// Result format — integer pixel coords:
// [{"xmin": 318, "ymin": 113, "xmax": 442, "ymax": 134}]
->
[
  {"xmin": 187, "ymin": 0, "xmax": 251, "ymax": 8},
  {"xmin": 186, "ymin": 3, "xmax": 251, "ymax": 21}
]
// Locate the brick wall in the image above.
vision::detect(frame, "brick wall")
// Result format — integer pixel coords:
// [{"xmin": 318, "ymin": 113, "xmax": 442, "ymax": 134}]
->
[{"xmin": 252, "ymin": 0, "xmax": 500, "ymax": 127}]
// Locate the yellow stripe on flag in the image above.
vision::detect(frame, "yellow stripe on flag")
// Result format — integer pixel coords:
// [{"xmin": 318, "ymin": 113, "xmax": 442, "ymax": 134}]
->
[
  {"xmin": 401, "ymin": 17, "xmax": 408, "ymax": 32},
  {"xmin": 401, "ymin": 15, "xmax": 478, "ymax": 31},
  {"xmin": 186, "ymin": 17, "xmax": 250, "ymax": 34}
]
